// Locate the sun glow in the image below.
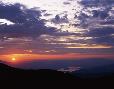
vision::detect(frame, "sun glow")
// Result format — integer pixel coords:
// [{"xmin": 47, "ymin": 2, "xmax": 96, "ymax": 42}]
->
[
  {"xmin": 0, "ymin": 53, "xmax": 114, "ymax": 63},
  {"xmin": 11, "ymin": 57, "xmax": 16, "ymax": 61}
]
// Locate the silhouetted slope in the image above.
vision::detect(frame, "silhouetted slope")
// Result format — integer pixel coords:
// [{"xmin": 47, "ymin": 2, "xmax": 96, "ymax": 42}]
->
[
  {"xmin": 0, "ymin": 63, "xmax": 79, "ymax": 88},
  {"xmin": 0, "ymin": 63, "xmax": 76, "ymax": 79},
  {"xmin": 0, "ymin": 63, "xmax": 114, "ymax": 89},
  {"xmin": 0, "ymin": 63, "xmax": 20, "ymax": 72}
]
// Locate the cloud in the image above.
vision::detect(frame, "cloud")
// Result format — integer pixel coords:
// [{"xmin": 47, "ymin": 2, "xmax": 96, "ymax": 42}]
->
[
  {"xmin": 76, "ymin": 0, "xmax": 113, "ymax": 28},
  {"xmin": 80, "ymin": 0, "xmax": 114, "ymax": 6},
  {"xmin": 72, "ymin": 0, "xmax": 114, "ymax": 48},
  {"xmin": 87, "ymin": 27, "xmax": 114, "ymax": 37},
  {"xmin": 0, "ymin": 3, "xmax": 57, "ymax": 39},
  {"xmin": 0, "ymin": 3, "xmax": 33, "ymax": 23},
  {"xmin": 0, "ymin": 0, "xmax": 114, "ymax": 55},
  {"xmin": 51, "ymin": 14, "xmax": 69, "ymax": 24},
  {"xmin": 92, "ymin": 10, "xmax": 109, "ymax": 19},
  {"xmin": 92, "ymin": 36, "xmax": 114, "ymax": 46}
]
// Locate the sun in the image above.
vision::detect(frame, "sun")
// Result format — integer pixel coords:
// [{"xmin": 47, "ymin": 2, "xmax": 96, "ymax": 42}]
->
[{"xmin": 12, "ymin": 57, "xmax": 16, "ymax": 61}]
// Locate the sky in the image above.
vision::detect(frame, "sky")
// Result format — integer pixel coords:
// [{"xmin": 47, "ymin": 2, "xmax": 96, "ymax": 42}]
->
[{"xmin": 0, "ymin": 0, "xmax": 114, "ymax": 63}]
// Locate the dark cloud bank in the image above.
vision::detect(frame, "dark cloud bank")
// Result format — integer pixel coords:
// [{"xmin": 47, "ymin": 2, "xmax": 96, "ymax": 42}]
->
[
  {"xmin": 75, "ymin": 0, "xmax": 114, "ymax": 47},
  {"xmin": 0, "ymin": 3, "xmax": 57, "ymax": 39}
]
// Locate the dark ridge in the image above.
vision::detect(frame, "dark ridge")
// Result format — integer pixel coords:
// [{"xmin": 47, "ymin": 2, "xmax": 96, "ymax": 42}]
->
[{"xmin": 0, "ymin": 63, "xmax": 114, "ymax": 89}]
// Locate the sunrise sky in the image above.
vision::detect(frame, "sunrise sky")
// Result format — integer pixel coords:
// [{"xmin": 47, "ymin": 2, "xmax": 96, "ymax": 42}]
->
[{"xmin": 0, "ymin": 0, "xmax": 114, "ymax": 63}]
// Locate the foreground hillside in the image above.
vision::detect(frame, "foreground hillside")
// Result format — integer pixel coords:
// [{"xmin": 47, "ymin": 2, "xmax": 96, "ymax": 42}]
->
[{"xmin": 0, "ymin": 63, "xmax": 114, "ymax": 89}]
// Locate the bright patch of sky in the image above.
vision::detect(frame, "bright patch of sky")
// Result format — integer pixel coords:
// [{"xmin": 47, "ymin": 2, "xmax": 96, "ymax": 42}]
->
[{"xmin": 0, "ymin": 19, "xmax": 15, "ymax": 25}]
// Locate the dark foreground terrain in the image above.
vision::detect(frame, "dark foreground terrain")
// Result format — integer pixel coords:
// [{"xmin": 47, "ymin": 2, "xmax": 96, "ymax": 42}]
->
[{"xmin": 0, "ymin": 63, "xmax": 114, "ymax": 89}]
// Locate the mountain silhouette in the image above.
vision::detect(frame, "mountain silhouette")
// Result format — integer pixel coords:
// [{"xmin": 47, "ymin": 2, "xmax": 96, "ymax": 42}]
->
[
  {"xmin": 0, "ymin": 62, "xmax": 76, "ymax": 79},
  {"xmin": 0, "ymin": 63, "xmax": 114, "ymax": 89},
  {"xmin": 0, "ymin": 63, "xmax": 78, "ymax": 88}
]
